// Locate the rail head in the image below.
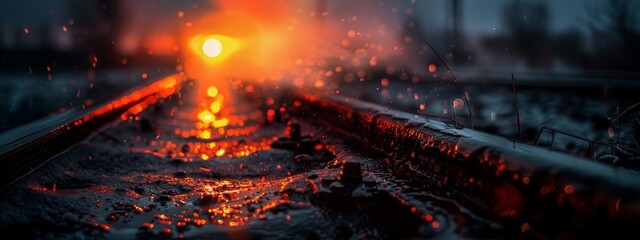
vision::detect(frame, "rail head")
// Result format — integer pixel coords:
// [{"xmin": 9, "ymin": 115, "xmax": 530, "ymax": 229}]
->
[
  {"xmin": 0, "ymin": 73, "xmax": 184, "ymax": 190},
  {"xmin": 295, "ymin": 92, "xmax": 640, "ymax": 223}
]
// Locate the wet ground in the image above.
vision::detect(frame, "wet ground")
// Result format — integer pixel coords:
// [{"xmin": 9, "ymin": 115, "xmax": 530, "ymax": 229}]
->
[
  {"xmin": 1, "ymin": 68, "xmax": 639, "ymax": 239},
  {"xmin": 0, "ymin": 80, "xmax": 505, "ymax": 239}
]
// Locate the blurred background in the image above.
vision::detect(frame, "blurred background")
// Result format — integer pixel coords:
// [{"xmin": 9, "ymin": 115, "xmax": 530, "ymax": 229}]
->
[
  {"xmin": 1, "ymin": 0, "xmax": 639, "ymax": 154},
  {"xmin": 3, "ymin": 0, "xmax": 639, "ymax": 72}
]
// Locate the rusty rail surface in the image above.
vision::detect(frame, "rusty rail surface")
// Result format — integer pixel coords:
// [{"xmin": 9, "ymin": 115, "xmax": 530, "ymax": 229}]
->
[
  {"xmin": 296, "ymin": 92, "xmax": 640, "ymax": 229},
  {"xmin": 0, "ymin": 74, "xmax": 184, "ymax": 189}
]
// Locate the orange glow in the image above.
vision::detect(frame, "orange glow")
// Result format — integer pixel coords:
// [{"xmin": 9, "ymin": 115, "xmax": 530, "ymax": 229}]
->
[
  {"xmin": 199, "ymin": 129, "xmax": 212, "ymax": 139},
  {"xmin": 155, "ymin": 214, "xmax": 169, "ymax": 221},
  {"xmin": 215, "ymin": 149, "xmax": 226, "ymax": 157},
  {"xmin": 202, "ymin": 37, "xmax": 223, "ymax": 58},
  {"xmin": 194, "ymin": 84, "xmax": 229, "ymax": 140},
  {"xmin": 424, "ymin": 214, "xmax": 433, "ymax": 221},
  {"xmin": 453, "ymin": 98, "xmax": 465, "ymax": 110},
  {"xmin": 207, "ymin": 86, "xmax": 219, "ymax": 97},
  {"xmin": 176, "ymin": 1, "xmax": 341, "ymax": 156},
  {"xmin": 213, "ymin": 118, "xmax": 229, "ymax": 128},
  {"xmin": 188, "ymin": 34, "xmax": 241, "ymax": 65},
  {"xmin": 77, "ymin": 74, "xmax": 181, "ymax": 126},
  {"xmin": 197, "ymin": 109, "xmax": 215, "ymax": 123},
  {"xmin": 178, "ymin": 1, "xmax": 343, "ymax": 149},
  {"xmin": 94, "ymin": 223, "xmax": 110, "ymax": 232},
  {"xmin": 210, "ymin": 98, "xmax": 223, "ymax": 113},
  {"xmin": 432, "ymin": 221, "xmax": 440, "ymax": 229},
  {"xmin": 141, "ymin": 222, "xmax": 154, "ymax": 229},
  {"xmin": 179, "ymin": 0, "xmax": 331, "ymax": 88},
  {"xmin": 428, "ymin": 64, "xmax": 437, "ymax": 73},
  {"xmin": 266, "ymin": 109, "xmax": 276, "ymax": 122},
  {"xmin": 146, "ymin": 34, "xmax": 178, "ymax": 55},
  {"xmin": 564, "ymin": 185, "xmax": 575, "ymax": 194},
  {"xmin": 194, "ymin": 219, "xmax": 207, "ymax": 226}
]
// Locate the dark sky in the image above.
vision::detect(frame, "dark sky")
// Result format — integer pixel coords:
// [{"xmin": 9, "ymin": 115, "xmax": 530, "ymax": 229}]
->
[
  {"xmin": 0, "ymin": 1, "xmax": 66, "ymax": 25},
  {"xmin": 0, "ymin": 0, "xmax": 212, "ymax": 27},
  {"xmin": 1, "ymin": 0, "xmax": 635, "ymax": 72},
  {"xmin": 377, "ymin": 0, "xmax": 589, "ymax": 38},
  {"xmin": 0, "ymin": 0, "xmax": 588, "ymax": 34}
]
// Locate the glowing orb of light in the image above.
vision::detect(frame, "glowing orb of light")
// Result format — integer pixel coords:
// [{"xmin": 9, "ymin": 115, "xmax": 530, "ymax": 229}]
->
[
  {"xmin": 189, "ymin": 34, "xmax": 240, "ymax": 63},
  {"xmin": 202, "ymin": 38, "xmax": 223, "ymax": 58},
  {"xmin": 207, "ymin": 86, "xmax": 219, "ymax": 97}
]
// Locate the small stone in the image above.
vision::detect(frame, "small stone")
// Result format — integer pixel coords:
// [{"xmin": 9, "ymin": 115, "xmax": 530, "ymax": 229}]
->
[
  {"xmin": 248, "ymin": 205, "xmax": 257, "ymax": 213},
  {"xmin": 139, "ymin": 222, "xmax": 154, "ymax": 230},
  {"xmin": 133, "ymin": 187, "xmax": 146, "ymax": 195},
  {"xmin": 195, "ymin": 194, "xmax": 217, "ymax": 205},
  {"xmin": 169, "ymin": 158, "xmax": 187, "ymax": 165},
  {"xmin": 341, "ymin": 160, "xmax": 362, "ymax": 183},
  {"xmin": 146, "ymin": 204, "xmax": 157, "ymax": 212},
  {"xmin": 300, "ymin": 137, "xmax": 312, "ymax": 145},
  {"xmin": 295, "ymin": 154, "xmax": 314, "ymax": 163},
  {"xmin": 307, "ymin": 173, "xmax": 319, "ymax": 180},
  {"xmin": 181, "ymin": 144, "xmax": 190, "ymax": 154},
  {"xmin": 329, "ymin": 181, "xmax": 346, "ymax": 192},
  {"xmin": 314, "ymin": 186, "xmax": 331, "ymax": 199},
  {"xmin": 174, "ymin": 170, "xmax": 187, "ymax": 178},
  {"xmin": 178, "ymin": 185, "xmax": 192, "ymax": 193},
  {"xmin": 106, "ymin": 213, "xmax": 119, "ymax": 222},
  {"xmin": 321, "ymin": 176, "xmax": 336, "ymax": 185},
  {"xmin": 286, "ymin": 120, "xmax": 301, "ymax": 140},
  {"xmin": 351, "ymin": 185, "xmax": 370, "ymax": 198},
  {"xmin": 154, "ymin": 195, "xmax": 172, "ymax": 202}
]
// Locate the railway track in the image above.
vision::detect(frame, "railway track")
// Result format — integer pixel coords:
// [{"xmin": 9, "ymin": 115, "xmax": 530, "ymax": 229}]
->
[{"xmin": 0, "ymin": 75, "xmax": 639, "ymax": 239}]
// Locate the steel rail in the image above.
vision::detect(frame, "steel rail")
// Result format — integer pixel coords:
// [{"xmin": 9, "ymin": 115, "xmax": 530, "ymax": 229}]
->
[
  {"xmin": 295, "ymin": 92, "xmax": 640, "ymax": 225},
  {"xmin": 0, "ymin": 73, "xmax": 184, "ymax": 189}
]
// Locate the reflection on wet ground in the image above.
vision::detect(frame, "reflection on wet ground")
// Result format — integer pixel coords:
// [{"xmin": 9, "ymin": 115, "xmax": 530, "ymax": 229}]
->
[{"xmin": 0, "ymin": 81, "xmax": 503, "ymax": 239}]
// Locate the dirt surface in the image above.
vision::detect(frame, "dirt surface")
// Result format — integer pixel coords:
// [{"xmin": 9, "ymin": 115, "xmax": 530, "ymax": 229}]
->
[{"xmin": 0, "ymin": 82, "xmax": 503, "ymax": 239}]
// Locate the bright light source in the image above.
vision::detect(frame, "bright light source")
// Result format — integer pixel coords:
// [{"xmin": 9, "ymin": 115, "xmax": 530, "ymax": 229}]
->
[
  {"xmin": 188, "ymin": 34, "xmax": 240, "ymax": 63},
  {"xmin": 202, "ymin": 38, "xmax": 223, "ymax": 58}
]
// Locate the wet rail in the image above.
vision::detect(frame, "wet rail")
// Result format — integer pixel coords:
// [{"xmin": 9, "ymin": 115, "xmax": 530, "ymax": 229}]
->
[
  {"xmin": 0, "ymin": 74, "xmax": 184, "ymax": 189},
  {"xmin": 0, "ymin": 75, "xmax": 639, "ymax": 238},
  {"xmin": 295, "ymin": 92, "xmax": 640, "ymax": 237}
]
